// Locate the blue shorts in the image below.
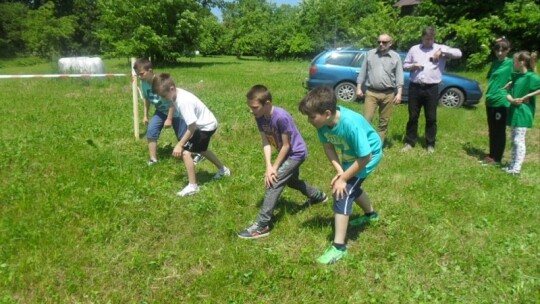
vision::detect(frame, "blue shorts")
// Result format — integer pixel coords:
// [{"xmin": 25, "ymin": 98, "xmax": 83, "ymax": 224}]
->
[
  {"xmin": 183, "ymin": 129, "xmax": 216, "ymax": 153},
  {"xmin": 333, "ymin": 177, "xmax": 365, "ymax": 215},
  {"xmin": 146, "ymin": 111, "xmax": 187, "ymax": 140}
]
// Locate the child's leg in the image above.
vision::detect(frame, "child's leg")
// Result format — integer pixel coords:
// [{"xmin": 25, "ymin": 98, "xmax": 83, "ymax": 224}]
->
[
  {"xmin": 256, "ymin": 159, "xmax": 302, "ymax": 225},
  {"xmin": 173, "ymin": 117, "xmax": 188, "ymax": 140},
  {"xmin": 510, "ymin": 127, "xmax": 527, "ymax": 172},
  {"xmin": 182, "ymin": 150, "xmax": 197, "ymax": 185},
  {"xmin": 334, "ymin": 214, "xmax": 350, "ymax": 244},
  {"xmin": 508, "ymin": 127, "xmax": 518, "ymax": 170},
  {"xmin": 355, "ymin": 192, "xmax": 375, "ymax": 214},
  {"xmin": 284, "ymin": 161, "xmax": 320, "ymax": 199},
  {"xmin": 148, "ymin": 140, "xmax": 158, "ymax": 161},
  {"xmin": 200, "ymin": 150, "xmax": 225, "ymax": 170},
  {"xmin": 147, "ymin": 112, "xmax": 166, "ymax": 161},
  {"xmin": 491, "ymin": 107, "xmax": 507, "ymax": 163}
]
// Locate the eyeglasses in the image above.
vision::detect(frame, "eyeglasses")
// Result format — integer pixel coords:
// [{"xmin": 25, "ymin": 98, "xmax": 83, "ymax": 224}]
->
[{"xmin": 378, "ymin": 40, "xmax": 391, "ymax": 45}]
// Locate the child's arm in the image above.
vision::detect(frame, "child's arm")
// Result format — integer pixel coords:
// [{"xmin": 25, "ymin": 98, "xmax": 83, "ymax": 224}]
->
[
  {"xmin": 164, "ymin": 103, "xmax": 174, "ymax": 128},
  {"xmin": 265, "ymin": 133, "xmax": 291, "ymax": 188},
  {"xmin": 172, "ymin": 123, "xmax": 196, "ymax": 158},
  {"xmin": 521, "ymin": 89, "xmax": 540, "ymax": 103},
  {"xmin": 260, "ymin": 134, "xmax": 276, "ymax": 188},
  {"xmin": 143, "ymin": 99, "xmax": 150, "ymax": 126},
  {"xmin": 323, "ymin": 143, "xmax": 343, "ymax": 174}
]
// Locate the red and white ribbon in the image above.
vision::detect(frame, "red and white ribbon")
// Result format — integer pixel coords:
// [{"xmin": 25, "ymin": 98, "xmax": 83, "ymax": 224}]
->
[{"xmin": 0, "ymin": 73, "xmax": 129, "ymax": 79}]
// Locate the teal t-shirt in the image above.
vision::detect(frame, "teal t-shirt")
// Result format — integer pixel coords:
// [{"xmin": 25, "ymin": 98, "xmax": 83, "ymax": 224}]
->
[
  {"xmin": 485, "ymin": 58, "xmax": 513, "ymax": 107},
  {"xmin": 507, "ymin": 71, "xmax": 540, "ymax": 128},
  {"xmin": 317, "ymin": 106, "xmax": 382, "ymax": 178},
  {"xmin": 140, "ymin": 80, "xmax": 179, "ymax": 117}
]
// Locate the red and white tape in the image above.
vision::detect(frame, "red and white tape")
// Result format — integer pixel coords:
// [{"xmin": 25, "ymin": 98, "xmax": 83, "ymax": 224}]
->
[{"xmin": 0, "ymin": 73, "xmax": 130, "ymax": 79}]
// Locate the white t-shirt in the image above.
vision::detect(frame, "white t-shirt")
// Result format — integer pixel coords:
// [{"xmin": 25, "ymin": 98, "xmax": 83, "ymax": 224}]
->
[{"xmin": 174, "ymin": 88, "xmax": 217, "ymax": 131}]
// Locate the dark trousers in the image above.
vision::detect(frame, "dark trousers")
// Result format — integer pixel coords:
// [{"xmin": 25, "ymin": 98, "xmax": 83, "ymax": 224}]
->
[
  {"xmin": 405, "ymin": 83, "xmax": 439, "ymax": 147},
  {"xmin": 486, "ymin": 106, "xmax": 507, "ymax": 162}
]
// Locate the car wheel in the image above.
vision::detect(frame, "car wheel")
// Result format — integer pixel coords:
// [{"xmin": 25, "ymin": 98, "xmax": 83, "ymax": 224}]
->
[
  {"xmin": 334, "ymin": 82, "xmax": 357, "ymax": 102},
  {"xmin": 439, "ymin": 87, "xmax": 464, "ymax": 108}
]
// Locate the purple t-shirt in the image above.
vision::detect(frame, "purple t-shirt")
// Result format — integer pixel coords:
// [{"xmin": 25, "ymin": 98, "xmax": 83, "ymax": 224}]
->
[{"xmin": 255, "ymin": 106, "xmax": 307, "ymax": 161}]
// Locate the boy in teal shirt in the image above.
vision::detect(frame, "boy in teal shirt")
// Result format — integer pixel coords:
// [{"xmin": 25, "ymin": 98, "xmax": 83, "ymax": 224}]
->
[
  {"xmin": 299, "ymin": 86, "xmax": 383, "ymax": 264},
  {"xmin": 133, "ymin": 58, "xmax": 203, "ymax": 166}
]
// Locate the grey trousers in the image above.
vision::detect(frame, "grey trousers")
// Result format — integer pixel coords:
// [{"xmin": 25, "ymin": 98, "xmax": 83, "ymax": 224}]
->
[{"xmin": 256, "ymin": 158, "xmax": 319, "ymax": 225}]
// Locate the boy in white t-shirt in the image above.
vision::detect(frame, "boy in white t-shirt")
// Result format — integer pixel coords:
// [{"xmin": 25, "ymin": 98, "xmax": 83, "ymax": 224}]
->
[{"xmin": 152, "ymin": 73, "xmax": 230, "ymax": 196}]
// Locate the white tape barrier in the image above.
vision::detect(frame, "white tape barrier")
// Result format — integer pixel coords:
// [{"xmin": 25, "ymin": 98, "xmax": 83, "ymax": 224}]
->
[{"xmin": 0, "ymin": 74, "xmax": 129, "ymax": 79}]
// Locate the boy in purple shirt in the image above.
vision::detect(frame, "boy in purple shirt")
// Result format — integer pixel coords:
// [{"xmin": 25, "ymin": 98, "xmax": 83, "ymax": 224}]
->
[{"xmin": 238, "ymin": 85, "xmax": 327, "ymax": 239}]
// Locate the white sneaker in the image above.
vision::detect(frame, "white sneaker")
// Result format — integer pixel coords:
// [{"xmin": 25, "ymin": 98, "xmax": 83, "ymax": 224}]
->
[
  {"xmin": 401, "ymin": 144, "xmax": 413, "ymax": 152},
  {"xmin": 213, "ymin": 166, "xmax": 231, "ymax": 179},
  {"xmin": 176, "ymin": 184, "xmax": 200, "ymax": 197},
  {"xmin": 147, "ymin": 159, "xmax": 158, "ymax": 166}
]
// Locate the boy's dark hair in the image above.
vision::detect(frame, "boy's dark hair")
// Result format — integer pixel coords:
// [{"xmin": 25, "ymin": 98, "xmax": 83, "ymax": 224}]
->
[
  {"xmin": 493, "ymin": 37, "xmax": 511, "ymax": 51},
  {"xmin": 422, "ymin": 26, "xmax": 436, "ymax": 37},
  {"xmin": 298, "ymin": 86, "xmax": 337, "ymax": 115},
  {"xmin": 133, "ymin": 58, "xmax": 153, "ymax": 71},
  {"xmin": 246, "ymin": 84, "xmax": 272, "ymax": 105},
  {"xmin": 152, "ymin": 73, "xmax": 175, "ymax": 97}
]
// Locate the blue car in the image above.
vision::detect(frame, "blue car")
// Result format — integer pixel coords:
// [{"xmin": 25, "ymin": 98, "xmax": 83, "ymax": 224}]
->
[{"xmin": 304, "ymin": 47, "xmax": 483, "ymax": 108}]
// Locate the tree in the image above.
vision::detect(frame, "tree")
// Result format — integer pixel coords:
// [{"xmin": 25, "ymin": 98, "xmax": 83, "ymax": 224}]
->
[
  {"xmin": 0, "ymin": 2, "xmax": 28, "ymax": 57},
  {"xmin": 260, "ymin": 5, "xmax": 312, "ymax": 60},
  {"xmin": 96, "ymin": 0, "xmax": 210, "ymax": 62},
  {"xmin": 198, "ymin": 15, "xmax": 224, "ymax": 56},
  {"xmin": 21, "ymin": 2, "xmax": 76, "ymax": 58},
  {"xmin": 220, "ymin": 0, "xmax": 272, "ymax": 58}
]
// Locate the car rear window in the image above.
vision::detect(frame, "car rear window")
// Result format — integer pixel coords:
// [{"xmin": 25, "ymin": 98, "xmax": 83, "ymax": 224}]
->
[{"xmin": 326, "ymin": 52, "xmax": 358, "ymax": 66}]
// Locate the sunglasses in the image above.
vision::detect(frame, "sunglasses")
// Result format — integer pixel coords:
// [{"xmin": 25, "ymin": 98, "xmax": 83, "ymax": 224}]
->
[{"xmin": 378, "ymin": 40, "xmax": 391, "ymax": 45}]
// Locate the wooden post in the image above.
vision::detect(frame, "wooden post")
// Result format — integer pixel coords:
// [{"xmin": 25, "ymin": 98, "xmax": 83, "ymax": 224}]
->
[{"xmin": 131, "ymin": 57, "xmax": 139, "ymax": 139}]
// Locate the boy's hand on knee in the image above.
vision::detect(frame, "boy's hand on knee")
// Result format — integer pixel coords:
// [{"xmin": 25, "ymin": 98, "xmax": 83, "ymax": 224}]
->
[
  {"xmin": 172, "ymin": 144, "xmax": 184, "ymax": 158},
  {"xmin": 331, "ymin": 174, "xmax": 346, "ymax": 200},
  {"xmin": 264, "ymin": 168, "xmax": 278, "ymax": 188}
]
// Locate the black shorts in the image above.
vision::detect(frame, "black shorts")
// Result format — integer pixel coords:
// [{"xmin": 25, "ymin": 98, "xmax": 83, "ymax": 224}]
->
[{"xmin": 183, "ymin": 129, "xmax": 216, "ymax": 153}]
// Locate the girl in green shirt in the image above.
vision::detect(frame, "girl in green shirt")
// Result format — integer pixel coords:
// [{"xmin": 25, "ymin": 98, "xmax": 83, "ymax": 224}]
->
[
  {"xmin": 504, "ymin": 51, "xmax": 540, "ymax": 175},
  {"xmin": 482, "ymin": 38, "xmax": 513, "ymax": 166}
]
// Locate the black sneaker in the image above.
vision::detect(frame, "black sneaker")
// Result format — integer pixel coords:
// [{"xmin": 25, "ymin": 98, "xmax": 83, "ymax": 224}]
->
[
  {"xmin": 303, "ymin": 191, "xmax": 328, "ymax": 207},
  {"xmin": 238, "ymin": 222, "xmax": 270, "ymax": 239}
]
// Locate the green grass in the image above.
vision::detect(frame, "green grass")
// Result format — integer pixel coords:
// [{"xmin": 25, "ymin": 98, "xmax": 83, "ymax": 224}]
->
[{"xmin": 0, "ymin": 56, "xmax": 539, "ymax": 303}]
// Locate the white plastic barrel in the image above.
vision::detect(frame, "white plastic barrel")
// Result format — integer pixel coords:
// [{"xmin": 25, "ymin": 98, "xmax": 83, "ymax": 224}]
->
[{"xmin": 58, "ymin": 57, "xmax": 105, "ymax": 74}]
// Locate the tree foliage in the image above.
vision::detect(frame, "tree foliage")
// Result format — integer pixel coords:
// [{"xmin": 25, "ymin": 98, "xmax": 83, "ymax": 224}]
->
[
  {"xmin": 96, "ymin": 0, "xmax": 208, "ymax": 62},
  {"xmin": 21, "ymin": 2, "xmax": 76, "ymax": 58},
  {"xmin": 1, "ymin": 0, "xmax": 540, "ymax": 69},
  {"xmin": 0, "ymin": 2, "xmax": 28, "ymax": 57}
]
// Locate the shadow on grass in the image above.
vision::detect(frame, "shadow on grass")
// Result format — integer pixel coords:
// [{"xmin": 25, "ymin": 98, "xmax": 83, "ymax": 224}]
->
[
  {"xmin": 156, "ymin": 59, "xmax": 241, "ymax": 69},
  {"xmin": 463, "ymin": 142, "xmax": 486, "ymax": 161},
  {"xmin": 299, "ymin": 214, "xmax": 371, "ymax": 242},
  {"xmin": 389, "ymin": 133, "xmax": 429, "ymax": 148},
  {"xmin": 461, "ymin": 104, "xmax": 479, "ymax": 111}
]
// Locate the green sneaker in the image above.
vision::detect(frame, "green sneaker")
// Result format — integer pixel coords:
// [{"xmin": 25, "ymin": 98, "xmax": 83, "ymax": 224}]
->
[
  {"xmin": 350, "ymin": 212, "xmax": 379, "ymax": 226},
  {"xmin": 316, "ymin": 245, "xmax": 348, "ymax": 264}
]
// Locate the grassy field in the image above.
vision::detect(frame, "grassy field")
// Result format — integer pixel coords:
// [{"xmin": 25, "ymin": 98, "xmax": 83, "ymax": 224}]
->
[{"xmin": 0, "ymin": 56, "xmax": 539, "ymax": 303}]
